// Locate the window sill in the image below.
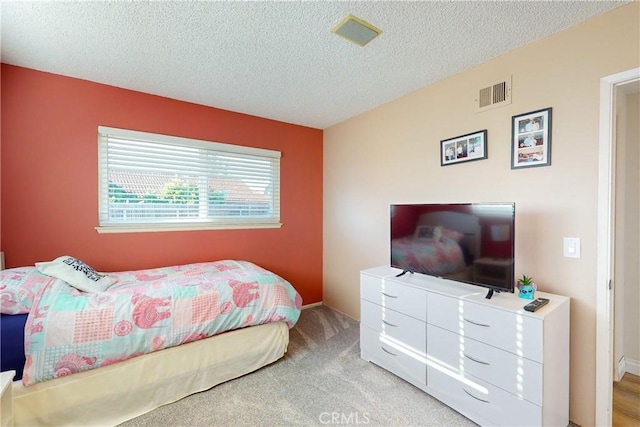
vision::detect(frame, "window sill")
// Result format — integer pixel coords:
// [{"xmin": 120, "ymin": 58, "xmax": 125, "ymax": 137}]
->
[{"xmin": 95, "ymin": 222, "xmax": 283, "ymax": 234}]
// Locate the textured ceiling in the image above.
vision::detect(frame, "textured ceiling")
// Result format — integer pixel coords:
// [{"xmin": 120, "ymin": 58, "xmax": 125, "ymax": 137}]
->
[{"xmin": 0, "ymin": 1, "xmax": 630, "ymax": 129}]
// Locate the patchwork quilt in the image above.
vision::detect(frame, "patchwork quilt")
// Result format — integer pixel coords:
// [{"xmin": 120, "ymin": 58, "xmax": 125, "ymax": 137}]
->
[
  {"xmin": 391, "ymin": 236, "xmax": 467, "ymax": 276},
  {"xmin": 23, "ymin": 260, "xmax": 301, "ymax": 385}
]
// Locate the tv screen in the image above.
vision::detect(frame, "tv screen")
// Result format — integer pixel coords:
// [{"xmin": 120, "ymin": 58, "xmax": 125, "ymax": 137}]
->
[{"xmin": 390, "ymin": 203, "xmax": 515, "ymax": 295}]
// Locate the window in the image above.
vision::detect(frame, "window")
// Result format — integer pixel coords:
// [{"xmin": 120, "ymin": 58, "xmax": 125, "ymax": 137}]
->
[{"xmin": 97, "ymin": 126, "xmax": 281, "ymax": 233}]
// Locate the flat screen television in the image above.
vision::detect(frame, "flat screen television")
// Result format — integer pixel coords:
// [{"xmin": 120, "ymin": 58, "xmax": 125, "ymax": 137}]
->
[{"xmin": 390, "ymin": 203, "xmax": 515, "ymax": 298}]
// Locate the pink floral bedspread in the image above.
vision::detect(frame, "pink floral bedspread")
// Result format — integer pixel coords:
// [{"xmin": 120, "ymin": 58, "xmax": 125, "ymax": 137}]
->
[
  {"xmin": 23, "ymin": 260, "xmax": 302, "ymax": 386},
  {"xmin": 391, "ymin": 236, "xmax": 467, "ymax": 276}
]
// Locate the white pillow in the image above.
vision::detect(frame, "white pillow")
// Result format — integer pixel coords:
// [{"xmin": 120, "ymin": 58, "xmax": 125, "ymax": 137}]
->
[{"xmin": 35, "ymin": 256, "xmax": 114, "ymax": 293}]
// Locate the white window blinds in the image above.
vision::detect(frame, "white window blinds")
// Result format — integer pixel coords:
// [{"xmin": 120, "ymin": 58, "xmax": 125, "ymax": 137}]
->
[{"xmin": 97, "ymin": 126, "xmax": 281, "ymax": 233}]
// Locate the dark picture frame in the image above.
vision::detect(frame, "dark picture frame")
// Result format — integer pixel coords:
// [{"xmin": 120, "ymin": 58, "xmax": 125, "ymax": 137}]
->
[
  {"xmin": 511, "ymin": 107, "xmax": 552, "ymax": 169},
  {"xmin": 440, "ymin": 130, "xmax": 487, "ymax": 166}
]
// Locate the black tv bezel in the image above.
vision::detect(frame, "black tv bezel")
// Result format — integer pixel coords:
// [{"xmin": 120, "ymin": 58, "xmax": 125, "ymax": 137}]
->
[{"xmin": 390, "ymin": 202, "xmax": 515, "ymax": 296}]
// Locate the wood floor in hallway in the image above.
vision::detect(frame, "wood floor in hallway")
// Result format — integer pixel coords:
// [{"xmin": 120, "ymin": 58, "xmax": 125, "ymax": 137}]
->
[{"xmin": 613, "ymin": 372, "xmax": 640, "ymax": 427}]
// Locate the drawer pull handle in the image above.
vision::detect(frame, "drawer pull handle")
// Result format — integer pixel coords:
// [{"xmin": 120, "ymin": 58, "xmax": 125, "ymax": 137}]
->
[
  {"xmin": 463, "ymin": 388, "xmax": 490, "ymax": 404},
  {"xmin": 463, "ymin": 318, "xmax": 491, "ymax": 328},
  {"xmin": 382, "ymin": 320, "xmax": 397, "ymax": 327},
  {"xmin": 381, "ymin": 292, "xmax": 398, "ymax": 299},
  {"xmin": 381, "ymin": 346, "xmax": 397, "ymax": 356},
  {"xmin": 463, "ymin": 353, "xmax": 490, "ymax": 366}
]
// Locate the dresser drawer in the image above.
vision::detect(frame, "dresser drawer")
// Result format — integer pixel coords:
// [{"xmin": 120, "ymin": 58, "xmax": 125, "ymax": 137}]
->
[
  {"xmin": 361, "ymin": 299, "xmax": 426, "ymax": 354},
  {"xmin": 427, "ymin": 365, "xmax": 541, "ymax": 427},
  {"xmin": 427, "ymin": 293, "xmax": 543, "ymax": 362},
  {"xmin": 361, "ymin": 325, "xmax": 426, "ymax": 389},
  {"xmin": 360, "ymin": 274, "xmax": 426, "ymax": 321},
  {"xmin": 427, "ymin": 324, "xmax": 542, "ymax": 405}
]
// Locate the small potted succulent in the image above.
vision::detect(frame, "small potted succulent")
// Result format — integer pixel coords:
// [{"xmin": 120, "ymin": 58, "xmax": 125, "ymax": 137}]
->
[{"xmin": 517, "ymin": 274, "xmax": 536, "ymax": 300}]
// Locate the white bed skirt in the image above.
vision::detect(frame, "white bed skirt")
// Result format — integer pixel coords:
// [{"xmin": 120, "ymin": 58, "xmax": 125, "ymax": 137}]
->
[{"xmin": 13, "ymin": 321, "xmax": 289, "ymax": 426}]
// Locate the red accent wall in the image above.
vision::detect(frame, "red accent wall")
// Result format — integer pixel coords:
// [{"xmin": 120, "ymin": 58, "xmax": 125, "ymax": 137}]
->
[{"xmin": 0, "ymin": 64, "xmax": 323, "ymax": 304}]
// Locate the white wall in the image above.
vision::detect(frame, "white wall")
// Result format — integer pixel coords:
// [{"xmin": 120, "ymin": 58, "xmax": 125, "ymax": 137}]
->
[
  {"xmin": 323, "ymin": 4, "xmax": 639, "ymax": 426},
  {"xmin": 614, "ymin": 87, "xmax": 640, "ymax": 379},
  {"xmin": 623, "ymin": 91, "xmax": 640, "ymax": 366},
  {"xmin": 614, "ymin": 85, "xmax": 627, "ymax": 380}
]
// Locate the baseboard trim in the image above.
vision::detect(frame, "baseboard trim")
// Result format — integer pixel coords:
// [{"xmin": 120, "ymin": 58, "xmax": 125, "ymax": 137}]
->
[
  {"xmin": 301, "ymin": 302, "xmax": 323, "ymax": 310},
  {"xmin": 299, "ymin": 302, "xmax": 359, "ymax": 322},
  {"xmin": 321, "ymin": 304, "xmax": 359, "ymax": 321},
  {"xmin": 625, "ymin": 357, "xmax": 640, "ymax": 376},
  {"xmin": 618, "ymin": 357, "xmax": 626, "ymax": 381}
]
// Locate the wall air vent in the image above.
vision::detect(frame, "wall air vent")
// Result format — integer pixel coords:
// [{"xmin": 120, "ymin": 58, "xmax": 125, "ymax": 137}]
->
[{"xmin": 476, "ymin": 76, "xmax": 512, "ymax": 112}]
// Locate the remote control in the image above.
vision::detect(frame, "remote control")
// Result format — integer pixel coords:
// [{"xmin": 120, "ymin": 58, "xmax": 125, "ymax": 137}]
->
[{"xmin": 524, "ymin": 297, "xmax": 550, "ymax": 312}]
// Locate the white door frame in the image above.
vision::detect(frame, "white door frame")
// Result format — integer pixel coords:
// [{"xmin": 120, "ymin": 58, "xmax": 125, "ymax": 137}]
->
[{"xmin": 595, "ymin": 67, "xmax": 640, "ymax": 426}]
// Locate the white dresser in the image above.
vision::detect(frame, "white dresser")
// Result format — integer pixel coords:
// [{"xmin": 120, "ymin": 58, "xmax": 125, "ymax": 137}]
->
[{"xmin": 360, "ymin": 266, "xmax": 570, "ymax": 427}]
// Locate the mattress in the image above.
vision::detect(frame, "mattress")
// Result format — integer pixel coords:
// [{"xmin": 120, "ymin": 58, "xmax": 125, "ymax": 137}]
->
[
  {"xmin": 2, "ymin": 259, "xmax": 300, "ymax": 386},
  {"xmin": 0, "ymin": 313, "xmax": 27, "ymax": 380},
  {"xmin": 391, "ymin": 236, "xmax": 467, "ymax": 276},
  {"xmin": 13, "ymin": 321, "xmax": 289, "ymax": 427}
]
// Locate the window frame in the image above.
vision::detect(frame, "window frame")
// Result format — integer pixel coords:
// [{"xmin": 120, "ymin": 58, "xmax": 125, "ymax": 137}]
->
[{"xmin": 96, "ymin": 126, "xmax": 282, "ymax": 234}]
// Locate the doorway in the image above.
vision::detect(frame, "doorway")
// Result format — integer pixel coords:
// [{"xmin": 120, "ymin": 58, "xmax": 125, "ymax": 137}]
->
[{"xmin": 596, "ymin": 68, "xmax": 640, "ymax": 426}]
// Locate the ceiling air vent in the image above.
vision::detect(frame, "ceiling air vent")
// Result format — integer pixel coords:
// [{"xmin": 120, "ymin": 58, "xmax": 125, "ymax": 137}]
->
[
  {"xmin": 331, "ymin": 14, "xmax": 382, "ymax": 47},
  {"xmin": 476, "ymin": 76, "xmax": 512, "ymax": 112}
]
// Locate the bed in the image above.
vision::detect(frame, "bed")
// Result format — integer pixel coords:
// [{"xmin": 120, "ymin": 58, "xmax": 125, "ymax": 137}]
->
[
  {"xmin": 0, "ymin": 258, "xmax": 301, "ymax": 426},
  {"xmin": 391, "ymin": 211, "xmax": 481, "ymax": 279}
]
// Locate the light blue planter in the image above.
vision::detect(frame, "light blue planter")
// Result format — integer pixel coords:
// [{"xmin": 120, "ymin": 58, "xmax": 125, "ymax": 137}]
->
[{"xmin": 518, "ymin": 283, "xmax": 535, "ymax": 300}]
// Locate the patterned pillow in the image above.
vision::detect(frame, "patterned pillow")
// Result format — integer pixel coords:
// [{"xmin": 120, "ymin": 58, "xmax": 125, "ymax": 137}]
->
[
  {"xmin": 414, "ymin": 225, "xmax": 442, "ymax": 242},
  {"xmin": 35, "ymin": 256, "xmax": 114, "ymax": 293},
  {"xmin": 0, "ymin": 267, "xmax": 50, "ymax": 314}
]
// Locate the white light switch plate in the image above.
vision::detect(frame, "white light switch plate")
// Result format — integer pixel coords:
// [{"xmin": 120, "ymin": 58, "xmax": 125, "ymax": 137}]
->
[{"xmin": 563, "ymin": 237, "xmax": 581, "ymax": 258}]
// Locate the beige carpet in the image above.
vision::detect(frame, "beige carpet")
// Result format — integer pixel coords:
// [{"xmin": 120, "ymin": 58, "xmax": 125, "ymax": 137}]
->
[{"xmin": 119, "ymin": 305, "xmax": 476, "ymax": 427}]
